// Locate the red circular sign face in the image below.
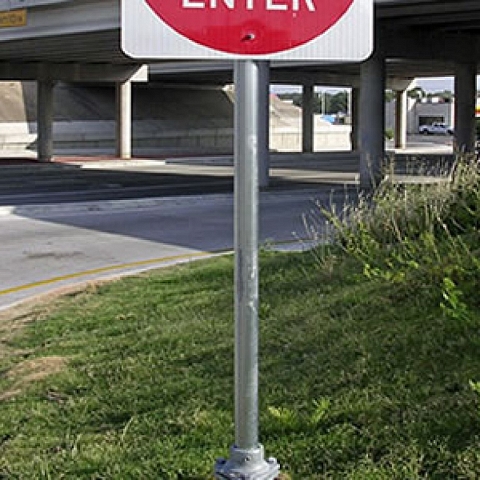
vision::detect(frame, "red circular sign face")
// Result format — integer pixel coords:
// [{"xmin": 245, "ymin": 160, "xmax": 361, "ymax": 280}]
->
[{"xmin": 145, "ymin": 0, "xmax": 354, "ymax": 55}]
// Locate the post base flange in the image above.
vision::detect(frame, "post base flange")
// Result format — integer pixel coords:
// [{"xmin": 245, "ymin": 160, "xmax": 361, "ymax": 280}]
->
[{"xmin": 215, "ymin": 444, "xmax": 280, "ymax": 480}]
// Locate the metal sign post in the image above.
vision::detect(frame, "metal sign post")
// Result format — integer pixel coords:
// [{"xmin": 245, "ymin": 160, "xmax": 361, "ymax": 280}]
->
[
  {"xmin": 214, "ymin": 59, "xmax": 279, "ymax": 480},
  {"xmin": 122, "ymin": 2, "xmax": 372, "ymax": 478}
]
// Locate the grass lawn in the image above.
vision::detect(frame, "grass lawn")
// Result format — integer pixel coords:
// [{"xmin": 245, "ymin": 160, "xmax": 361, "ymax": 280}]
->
[
  {"xmin": 2, "ymin": 159, "xmax": 480, "ymax": 478},
  {"xmin": 1, "ymin": 243, "xmax": 480, "ymax": 479}
]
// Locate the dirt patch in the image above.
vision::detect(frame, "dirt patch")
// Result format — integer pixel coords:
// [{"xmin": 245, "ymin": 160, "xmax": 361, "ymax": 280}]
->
[
  {"xmin": 0, "ymin": 309, "xmax": 42, "ymax": 362},
  {"xmin": 0, "ymin": 278, "xmax": 125, "ymax": 354},
  {"xmin": 0, "ymin": 281, "xmax": 99, "ymax": 335},
  {"xmin": 0, "ymin": 276, "xmax": 135, "ymax": 400},
  {"xmin": 1, "ymin": 355, "xmax": 68, "ymax": 401},
  {"xmin": 5, "ymin": 355, "xmax": 67, "ymax": 380},
  {"xmin": 0, "ymin": 290, "xmax": 78, "ymax": 400},
  {"xmin": 0, "ymin": 291, "xmax": 68, "ymax": 362}
]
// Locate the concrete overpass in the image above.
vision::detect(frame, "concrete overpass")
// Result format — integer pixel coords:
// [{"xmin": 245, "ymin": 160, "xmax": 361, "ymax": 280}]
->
[{"xmin": 0, "ymin": 0, "xmax": 479, "ymax": 187}]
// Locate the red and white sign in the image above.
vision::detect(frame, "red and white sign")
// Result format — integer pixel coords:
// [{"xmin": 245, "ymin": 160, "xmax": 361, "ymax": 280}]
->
[{"xmin": 122, "ymin": 0, "xmax": 372, "ymax": 60}]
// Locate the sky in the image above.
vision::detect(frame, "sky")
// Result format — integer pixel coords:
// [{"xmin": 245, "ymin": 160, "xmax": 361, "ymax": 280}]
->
[
  {"xmin": 415, "ymin": 76, "xmax": 480, "ymax": 92},
  {"xmin": 415, "ymin": 77, "xmax": 455, "ymax": 92}
]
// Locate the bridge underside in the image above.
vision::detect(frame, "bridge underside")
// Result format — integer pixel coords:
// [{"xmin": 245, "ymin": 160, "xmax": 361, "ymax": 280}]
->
[
  {"xmin": 0, "ymin": 0, "xmax": 478, "ymax": 83},
  {"xmin": 0, "ymin": 0, "xmax": 479, "ymax": 186}
]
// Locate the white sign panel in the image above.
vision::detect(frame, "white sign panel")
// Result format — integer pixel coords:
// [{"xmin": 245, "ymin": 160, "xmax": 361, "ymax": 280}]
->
[{"xmin": 122, "ymin": 0, "xmax": 373, "ymax": 61}]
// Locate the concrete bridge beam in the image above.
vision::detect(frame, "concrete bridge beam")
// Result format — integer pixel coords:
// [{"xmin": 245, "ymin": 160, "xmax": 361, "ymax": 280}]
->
[
  {"xmin": 302, "ymin": 83, "xmax": 314, "ymax": 154},
  {"xmin": 37, "ymin": 80, "xmax": 54, "ymax": 162},
  {"xmin": 359, "ymin": 52, "xmax": 386, "ymax": 190},
  {"xmin": 454, "ymin": 62, "xmax": 477, "ymax": 153},
  {"xmin": 394, "ymin": 88, "xmax": 407, "ymax": 149},
  {"xmin": 116, "ymin": 79, "xmax": 132, "ymax": 160}
]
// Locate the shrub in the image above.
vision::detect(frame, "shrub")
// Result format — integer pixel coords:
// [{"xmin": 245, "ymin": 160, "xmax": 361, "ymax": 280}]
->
[
  {"xmin": 384, "ymin": 128, "xmax": 394, "ymax": 140},
  {"xmin": 313, "ymin": 156, "xmax": 480, "ymax": 312}
]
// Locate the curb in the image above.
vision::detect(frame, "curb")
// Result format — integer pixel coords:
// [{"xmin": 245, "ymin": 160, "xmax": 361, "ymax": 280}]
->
[
  {"xmin": 0, "ymin": 188, "xmax": 333, "ymax": 218},
  {"xmin": 0, "ymin": 193, "xmax": 233, "ymax": 217},
  {"xmin": 75, "ymin": 159, "xmax": 167, "ymax": 169},
  {"xmin": 0, "ymin": 158, "xmax": 167, "ymax": 172}
]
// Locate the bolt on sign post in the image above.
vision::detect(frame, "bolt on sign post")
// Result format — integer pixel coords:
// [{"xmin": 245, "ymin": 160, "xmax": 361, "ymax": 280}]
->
[{"xmin": 122, "ymin": 0, "xmax": 372, "ymax": 478}]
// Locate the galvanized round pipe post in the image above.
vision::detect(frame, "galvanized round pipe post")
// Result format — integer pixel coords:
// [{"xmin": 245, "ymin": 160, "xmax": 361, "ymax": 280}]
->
[
  {"xmin": 215, "ymin": 59, "xmax": 279, "ymax": 480},
  {"xmin": 235, "ymin": 58, "xmax": 260, "ymax": 451}
]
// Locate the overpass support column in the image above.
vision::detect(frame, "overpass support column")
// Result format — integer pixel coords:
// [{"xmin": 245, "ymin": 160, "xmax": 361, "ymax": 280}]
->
[
  {"xmin": 302, "ymin": 83, "xmax": 315, "ymax": 153},
  {"xmin": 116, "ymin": 79, "xmax": 132, "ymax": 159},
  {"xmin": 454, "ymin": 62, "xmax": 476, "ymax": 153},
  {"xmin": 258, "ymin": 62, "xmax": 270, "ymax": 188},
  {"xmin": 350, "ymin": 87, "xmax": 360, "ymax": 151},
  {"xmin": 359, "ymin": 52, "xmax": 385, "ymax": 189},
  {"xmin": 394, "ymin": 89, "xmax": 408, "ymax": 149},
  {"xmin": 37, "ymin": 80, "xmax": 55, "ymax": 162}
]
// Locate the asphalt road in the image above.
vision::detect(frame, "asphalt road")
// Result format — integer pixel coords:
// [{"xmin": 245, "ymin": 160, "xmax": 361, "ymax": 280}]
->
[
  {"xmin": 0, "ymin": 142, "xmax": 455, "ymax": 207},
  {"xmin": 0, "ymin": 186, "xmax": 354, "ymax": 311},
  {"xmin": 0, "ymin": 154, "xmax": 363, "ymax": 206},
  {"xmin": 0, "ymin": 161, "xmax": 233, "ymax": 206},
  {"xmin": 0, "ymin": 144, "xmax": 453, "ymax": 311}
]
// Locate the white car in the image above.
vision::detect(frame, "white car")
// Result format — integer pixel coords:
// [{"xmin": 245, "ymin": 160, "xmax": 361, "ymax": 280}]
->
[{"xmin": 419, "ymin": 123, "xmax": 454, "ymax": 135}]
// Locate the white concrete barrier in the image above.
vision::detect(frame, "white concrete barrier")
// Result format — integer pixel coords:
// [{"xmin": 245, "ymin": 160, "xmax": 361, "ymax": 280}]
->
[{"xmin": 0, "ymin": 121, "xmax": 352, "ymax": 154}]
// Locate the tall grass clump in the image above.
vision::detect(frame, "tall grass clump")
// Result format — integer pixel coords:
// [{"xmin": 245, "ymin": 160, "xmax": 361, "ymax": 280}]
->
[{"xmin": 320, "ymin": 157, "xmax": 480, "ymax": 314}]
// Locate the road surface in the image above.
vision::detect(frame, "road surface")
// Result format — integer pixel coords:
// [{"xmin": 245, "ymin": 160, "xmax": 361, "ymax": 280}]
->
[
  {"xmin": 0, "ymin": 187, "xmax": 351, "ymax": 311},
  {"xmin": 0, "ymin": 144, "xmax": 452, "ymax": 311}
]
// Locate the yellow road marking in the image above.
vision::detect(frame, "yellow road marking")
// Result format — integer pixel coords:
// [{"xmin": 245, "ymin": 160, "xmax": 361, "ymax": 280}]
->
[
  {"xmin": 0, "ymin": 237, "xmax": 312, "ymax": 298},
  {"xmin": 0, "ymin": 250, "xmax": 226, "ymax": 297}
]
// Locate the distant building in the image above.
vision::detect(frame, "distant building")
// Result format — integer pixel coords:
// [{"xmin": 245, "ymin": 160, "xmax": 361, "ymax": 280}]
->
[{"xmin": 386, "ymin": 96, "xmax": 454, "ymax": 134}]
